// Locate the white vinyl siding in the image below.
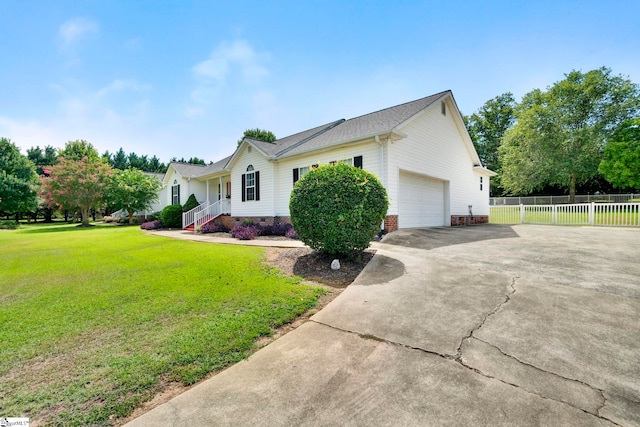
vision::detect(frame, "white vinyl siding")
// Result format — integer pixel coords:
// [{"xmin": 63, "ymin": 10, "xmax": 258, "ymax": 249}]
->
[
  {"xmin": 388, "ymin": 98, "xmax": 490, "ymax": 221},
  {"xmin": 273, "ymin": 141, "xmax": 380, "ymax": 217},
  {"xmin": 231, "ymin": 145, "xmax": 274, "ymax": 217}
]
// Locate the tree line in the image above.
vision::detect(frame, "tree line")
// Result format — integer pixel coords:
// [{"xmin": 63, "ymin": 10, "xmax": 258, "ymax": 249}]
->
[
  {"xmin": 0, "ymin": 139, "xmax": 210, "ymax": 223},
  {"xmin": 1, "ymin": 129, "xmax": 276, "ymax": 224},
  {"xmin": 465, "ymin": 67, "xmax": 640, "ymax": 201}
]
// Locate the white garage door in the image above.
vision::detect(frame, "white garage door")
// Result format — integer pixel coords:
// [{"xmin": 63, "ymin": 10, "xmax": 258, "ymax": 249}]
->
[{"xmin": 399, "ymin": 172, "xmax": 445, "ymax": 228}]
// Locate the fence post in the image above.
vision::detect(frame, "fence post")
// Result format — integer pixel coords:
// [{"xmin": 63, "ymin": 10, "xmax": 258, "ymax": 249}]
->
[
  {"xmin": 520, "ymin": 204, "xmax": 525, "ymax": 224},
  {"xmin": 588, "ymin": 202, "xmax": 594, "ymax": 225},
  {"xmin": 552, "ymin": 205, "xmax": 557, "ymax": 224}
]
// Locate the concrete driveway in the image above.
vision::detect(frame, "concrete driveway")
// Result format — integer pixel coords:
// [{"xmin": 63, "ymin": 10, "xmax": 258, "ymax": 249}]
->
[{"xmin": 126, "ymin": 225, "xmax": 640, "ymax": 426}]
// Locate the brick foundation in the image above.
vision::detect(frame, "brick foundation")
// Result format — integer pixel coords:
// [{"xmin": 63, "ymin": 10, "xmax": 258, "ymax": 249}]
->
[
  {"xmin": 450, "ymin": 215, "xmax": 489, "ymax": 226},
  {"xmin": 217, "ymin": 215, "xmax": 292, "ymax": 229},
  {"xmin": 384, "ymin": 215, "xmax": 398, "ymax": 232}
]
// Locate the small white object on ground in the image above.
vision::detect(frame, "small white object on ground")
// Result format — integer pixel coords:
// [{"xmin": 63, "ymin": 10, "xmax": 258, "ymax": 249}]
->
[{"xmin": 331, "ymin": 259, "xmax": 340, "ymax": 270}]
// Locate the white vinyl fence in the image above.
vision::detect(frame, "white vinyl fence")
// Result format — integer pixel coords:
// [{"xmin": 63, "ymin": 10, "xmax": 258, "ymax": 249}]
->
[
  {"xmin": 490, "ymin": 193, "xmax": 640, "ymax": 206},
  {"xmin": 490, "ymin": 203, "xmax": 640, "ymax": 226}
]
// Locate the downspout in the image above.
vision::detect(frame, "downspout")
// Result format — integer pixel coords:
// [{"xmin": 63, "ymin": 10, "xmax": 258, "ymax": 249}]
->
[{"xmin": 375, "ymin": 135, "xmax": 386, "ymax": 231}]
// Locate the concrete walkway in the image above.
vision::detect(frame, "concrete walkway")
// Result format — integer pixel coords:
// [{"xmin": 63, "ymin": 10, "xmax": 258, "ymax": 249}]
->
[
  {"xmin": 145, "ymin": 229, "xmax": 306, "ymax": 248},
  {"xmin": 127, "ymin": 224, "xmax": 640, "ymax": 426}
]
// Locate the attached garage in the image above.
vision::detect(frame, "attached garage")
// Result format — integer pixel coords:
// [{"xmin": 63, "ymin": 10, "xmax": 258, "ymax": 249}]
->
[{"xmin": 398, "ymin": 172, "xmax": 447, "ymax": 228}]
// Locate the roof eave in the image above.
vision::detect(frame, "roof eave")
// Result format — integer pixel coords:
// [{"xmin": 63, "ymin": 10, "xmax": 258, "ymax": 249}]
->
[
  {"xmin": 473, "ymin": 165, "xmax": 498, "ymax": 177},
  {"xmin": 276, "ymin": 131, "xmax": 403, "ymax": 160}
]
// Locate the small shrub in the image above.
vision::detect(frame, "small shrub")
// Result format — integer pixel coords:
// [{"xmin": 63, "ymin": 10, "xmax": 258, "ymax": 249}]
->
[
  {"xmin": 182, "ymin": 194, "xmax": 199, "ymax": 212},
  {"xmin": 0, "ymin": 220, "xmax": 19, "ymax": 229},
  {"xmin": 230, "ymin": 224, "xmax": 259, "ymax": 240},
  {"xmin": 285, "ymin": 227, "xmax": 298, "ymax": 239},
  {"xmin": 289, "ymin": 163, "xmax": 388, "ymax": 258},
  {"xmin": 242, "ymin": 220, "xmax": 255, "ymax": 226},
  {"xmin": 161, "ymin": 205, "xmax": 183, "ymax": 228},
  {"xmin": 200, "ymin": 222, "xmax": 230, "ymax": 234},
  {"xmin": 140, "ymin": 220, "xmax": 163, "ymax": 230}
]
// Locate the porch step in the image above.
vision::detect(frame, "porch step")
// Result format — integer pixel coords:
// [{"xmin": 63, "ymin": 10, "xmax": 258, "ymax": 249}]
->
[{"xmin": 182, "ymin": 215, "xmax": 218, "ymax": 231}]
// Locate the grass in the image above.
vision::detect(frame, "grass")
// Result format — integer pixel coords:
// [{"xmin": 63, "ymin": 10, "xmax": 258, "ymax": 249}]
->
[
  {"xmin": 490, "ymin": 205, "xmax": 640, "ymax": 225},
  {"xmin": 0, "ymin": 223, "xmax": 324, "ymax": 426}
]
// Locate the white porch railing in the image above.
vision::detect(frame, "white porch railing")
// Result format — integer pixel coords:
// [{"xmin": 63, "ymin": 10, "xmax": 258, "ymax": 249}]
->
[
  {"xmin": 192, "ymin": 199, "xmax": 231, "ymax": 232},
  {"xmin": 490, "ymin": 203, "xmax": 640, "ymax": 226},
  {"xmin": 182, "ymin": 203, "xmax": 205, "ymax": 229}
]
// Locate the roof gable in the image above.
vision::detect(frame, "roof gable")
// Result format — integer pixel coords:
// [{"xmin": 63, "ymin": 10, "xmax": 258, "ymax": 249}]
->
[{"xmin": 277, "ymin": 91, "xmax": 448, "ymax": 158}]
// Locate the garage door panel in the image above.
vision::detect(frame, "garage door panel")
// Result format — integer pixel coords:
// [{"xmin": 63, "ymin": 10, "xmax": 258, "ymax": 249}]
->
[{"xmin": 399, "ymin": 173, "xmax": 445, "ymax": 228}]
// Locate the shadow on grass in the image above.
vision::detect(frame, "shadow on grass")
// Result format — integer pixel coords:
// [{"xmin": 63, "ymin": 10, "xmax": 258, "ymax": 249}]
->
[{"xmin": 381, "ymin": 224, "xmax": 520, "ymax": 250}]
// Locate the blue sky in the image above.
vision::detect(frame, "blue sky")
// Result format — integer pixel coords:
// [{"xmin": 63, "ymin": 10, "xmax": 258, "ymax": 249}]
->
[{"xmin": 1, "ymin": 1, "xmax": 638, "ymax": 163}]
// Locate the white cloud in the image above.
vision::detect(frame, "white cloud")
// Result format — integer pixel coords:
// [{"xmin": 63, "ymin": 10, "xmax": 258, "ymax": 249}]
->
[
  {"xmin": 58, "ymin": 18, "xmax": 99, "ymax": 48},
  {"xmin": 187, "ymin": 39, "xmax": 270, "ymax": 116}
]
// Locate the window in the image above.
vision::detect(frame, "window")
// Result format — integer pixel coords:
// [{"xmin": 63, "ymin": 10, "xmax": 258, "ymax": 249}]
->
[
  {"xmin": 171, "ymin": 180, "xmax": 180, "ymax": 205},
  {"xmin": 242, "ymin": 165, "xmax": 260, "ymax": 201},
  {"xmin": 218, "ymin": 183, "xmax": 221, "ymax": 200},
  {"xmin": 330, "ymin": 158, "xmax": 353, "ymax": 166},
  {"xmin": 293, "ymin": 164, "xmax": 319, "ymax": 184},
  {"xmin": 354, "ymin": 156, "xmax": 363, "ymax": 169},
  {"xmin": 480, "ymin": 176, "xmax": 483, "ymax": 191},
  {"xmin": 226, "ymin": 182, "xmax": 231, "ymax": 197}
]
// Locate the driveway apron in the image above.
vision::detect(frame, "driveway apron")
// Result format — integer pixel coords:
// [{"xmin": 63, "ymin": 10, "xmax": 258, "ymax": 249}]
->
[{"xmin": 126, "ymin": 225, "xmax": 640, "ymax": 427}]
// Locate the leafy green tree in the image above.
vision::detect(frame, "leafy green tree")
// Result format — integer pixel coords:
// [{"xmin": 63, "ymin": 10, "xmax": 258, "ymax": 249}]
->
[
  {"xmin": 500, "ymin": 67, "xmax": 640, "ymax": 202},
  {"xmin": 289, "ymin": 163, "xmax": 388, "ymax": 259},
  {"xmin": 59, "ymin": 140, "xmax": 101, "ymax": 161},
  {"xmin": 237, "ymin": 128, "xmax": 276, "ymax": 145},
  {"xmin": 465, "ymin": 93, "xmax": 516, "ymax": 196},
  {"xmin": 599, "ymin": 118, "xmax": 640, "ymax": 189},
  {"xmin": 40, "ymin": 156, "xmax": 113, "ymax": 226},
  {"xmin": 107, "ymin": 168, "xmax": 162, "ymax": 224},
  {"xmin": 0, "ymin": 138, "xmax": 39, "ymax": 217}
]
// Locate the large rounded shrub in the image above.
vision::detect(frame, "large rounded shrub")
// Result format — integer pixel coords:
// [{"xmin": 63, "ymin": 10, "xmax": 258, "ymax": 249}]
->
[
  {"xmin": 289, "ymin": 163, "xmax": 388, "ymax": 258},
  {"xmin": 161, "ymin": 204, "xmax": 183, "ymax": 228}
]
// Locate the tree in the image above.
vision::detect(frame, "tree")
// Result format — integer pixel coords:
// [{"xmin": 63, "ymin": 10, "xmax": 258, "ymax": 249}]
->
[
  {"xmin": 500, "ymin": 67, "xmax": 640, "ymax": 202},
  {"xmin": 111, "ymin": 148, "xmax": 128, "ymax": 170},
  {"xmin": 289, "ymin": 163, "xmax": 388, "ymax": 258},
  {"xmin": 40, "ymin": 156, "xmax": 113, "ymax": 226},
  {"xmin": 237, "ymin": 128, "xmax": 276, "ymax": 145},
  {"xmin": 107, "ymin": 168, "xmax": 161, "ymax": 224},
  {"xmin": 58, "ymin": 140, "xmax": 100, "ymax": 161},
  {"xmin": 465, "ymin": 93, "xmax": 516, "ymax": 196},
  {"xmin": 0, "ymin": 138, "xmax": 39, "ymax": 217},
  {"xmin": 599, "ymin": 118, "xmax": 640, "ymax": 189},
  {"xmin": 27, "ymin": 145, "xmax": 58, "ymax": 174}
]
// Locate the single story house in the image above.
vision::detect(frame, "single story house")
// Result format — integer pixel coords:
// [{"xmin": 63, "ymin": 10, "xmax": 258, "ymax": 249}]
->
[{"xmin": 158, "ymin": 90, "xmax": 495, "ymax": 231}]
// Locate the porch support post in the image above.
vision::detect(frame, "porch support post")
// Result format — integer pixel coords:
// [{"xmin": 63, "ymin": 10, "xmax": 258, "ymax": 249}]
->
[
  {"xmin": 206, "ymin": 180, "xmax": 210, "ymax": 205},
  {"xmin": 219, "ymin": 176, "xmax": 223, "ymax": 200}
]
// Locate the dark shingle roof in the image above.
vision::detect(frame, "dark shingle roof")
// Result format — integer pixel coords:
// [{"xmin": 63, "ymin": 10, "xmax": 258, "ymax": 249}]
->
[
  {"xmin": 200, "ymin": 155, "xmax": 232, "ymax": 176},
  {"xmin": 170, "ymin": 162, "xmax": 207, "ymax": 178},
  {"xmin": 190, "ymin": 91, "xmax": 452, "ymax": 178},
  {"xmin": 279, "ymin": 91, "xmax": 448, "ymax": 157}
]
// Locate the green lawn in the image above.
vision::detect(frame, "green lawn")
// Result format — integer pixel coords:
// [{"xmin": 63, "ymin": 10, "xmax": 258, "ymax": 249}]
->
[
  {"xmin": 490, "ymin": 205, "xmax": 640, "ymax": 225},
  {"xmin": 0, "ymin": 223, "xmax": 324, "ymax": 426}
]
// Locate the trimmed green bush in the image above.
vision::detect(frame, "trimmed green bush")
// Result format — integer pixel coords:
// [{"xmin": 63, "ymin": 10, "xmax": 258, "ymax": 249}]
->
[
  {"xmin": 182, "ymin": 194, "xmax": 199, "ymax": 212},
  {"xmin": 161, "ymin": 204, "xmax": 183, "ymax": 228},
  {"xmin": 289, "ymin": 163, "xmax": 388, "ymax": 258},
  {"xmin": 0, "ymin": 220, "xmax": 19, "ymax": 229}
]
